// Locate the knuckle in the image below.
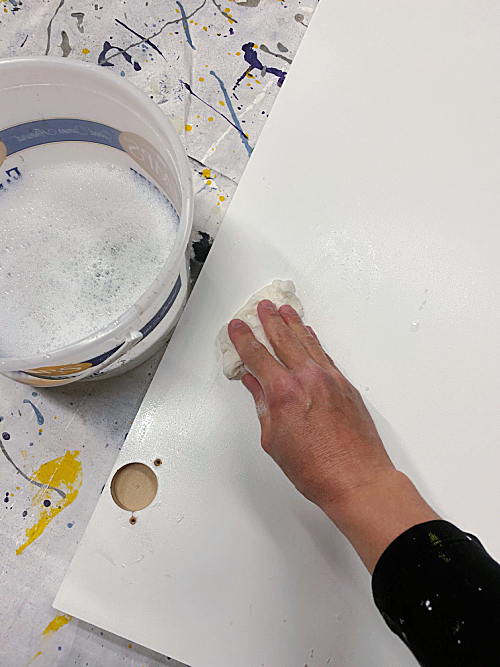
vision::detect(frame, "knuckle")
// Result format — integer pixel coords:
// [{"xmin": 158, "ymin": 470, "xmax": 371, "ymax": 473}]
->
[
  {"xmin": 268, "ymin": 374, "xmax": 299, "ymax": 407},
  {"xmin": 304, "ymin": 359, "xmax": 330, "ymax": 382}
]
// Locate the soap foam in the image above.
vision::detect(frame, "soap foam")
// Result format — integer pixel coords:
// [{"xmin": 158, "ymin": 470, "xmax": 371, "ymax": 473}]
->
[{"xmin": 0, "ymin": 161, "xmax": 179, "ymax": 358}]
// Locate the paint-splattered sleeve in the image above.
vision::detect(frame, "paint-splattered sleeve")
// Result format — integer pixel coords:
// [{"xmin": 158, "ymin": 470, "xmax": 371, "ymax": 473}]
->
[{"xmin": 372, "ymin": 520, "xmax": 500, "ymax": 666}]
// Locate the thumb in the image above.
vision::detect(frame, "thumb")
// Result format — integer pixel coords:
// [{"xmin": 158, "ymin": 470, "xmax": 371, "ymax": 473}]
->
[{"xmin": 241, "ymin": 373, "xmax": 267, "ymax": 419}]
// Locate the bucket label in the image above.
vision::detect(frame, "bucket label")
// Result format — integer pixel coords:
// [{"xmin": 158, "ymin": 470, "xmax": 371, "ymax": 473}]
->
[
  {"xmin": 0, "ymin": 119, "xmax": 182, "ymax": 213},
  {"xmin": 119, "ymin": 132, "xmax": 181, "ymax": 212},
  {"xmin": 0, "ymin": 118, "xmax": 124, "ymax": 159}
]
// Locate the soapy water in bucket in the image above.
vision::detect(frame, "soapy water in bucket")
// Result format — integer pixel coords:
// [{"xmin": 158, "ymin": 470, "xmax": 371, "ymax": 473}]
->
[{"xmin": 0, "ymin": 161, "xmax": 179, "ymax": 359}]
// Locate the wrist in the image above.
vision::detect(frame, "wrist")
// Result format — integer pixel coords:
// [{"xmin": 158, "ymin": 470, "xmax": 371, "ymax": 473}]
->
[{"xmin": 321, "ymin": 470, "xmax": 441, "ymax": 574}]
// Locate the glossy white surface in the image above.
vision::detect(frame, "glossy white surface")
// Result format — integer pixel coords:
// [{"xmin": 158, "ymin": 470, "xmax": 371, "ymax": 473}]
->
[{"xmin": 55, "ymin": 1, "xmax": 500, "ymax": 665}]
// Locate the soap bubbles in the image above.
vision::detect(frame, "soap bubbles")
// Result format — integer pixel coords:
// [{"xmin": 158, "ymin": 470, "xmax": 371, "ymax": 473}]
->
[{"xmin": 0, "ymin": 161, "xmax": 179, "ymax": 358}]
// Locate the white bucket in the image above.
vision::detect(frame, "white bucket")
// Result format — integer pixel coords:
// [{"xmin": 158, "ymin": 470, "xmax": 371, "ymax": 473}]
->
[{"xmin": 0, "ymin": 57, "xmax": 193, "ymax": 387}]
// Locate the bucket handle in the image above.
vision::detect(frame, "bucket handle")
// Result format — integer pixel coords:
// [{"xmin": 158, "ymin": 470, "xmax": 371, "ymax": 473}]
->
[{"xmin": 1, "ymin": 330, "xmax": 143, "ymax": 387}]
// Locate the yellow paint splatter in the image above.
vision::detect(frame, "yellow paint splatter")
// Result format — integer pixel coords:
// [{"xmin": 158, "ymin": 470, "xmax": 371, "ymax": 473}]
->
[
  {"xmin": 42, "ymin": 614, "xmax": 72, "ymax": 637},
  {"xmin": 185, "ymin": 124, "xmax": 192, "ymax": 132},
  {"xmin": 207, "ymin": 179, "xmax": 212, "ymax": 185},
  {"xmin": 16, "ymin": 451, "xmax": 82, "ymax": 555},
  {"xmin": 219, "ymin": 195, "xmax": 225, "ymax": 202},
  {"xmin": 208, "ymin": 116, "xmax": 213, "ymax": 122},
  {"xmin": 236, "ymin": 51, "xmax": 241, "ymax": 56},
  {"xmin": 82, "ymin": 48, "xmax": 90, "ymax": 54},
  {"xmin": 203, "ymin": 26, "xmax": 207, "ymax": 31},
  {"xmin": 219, "ymin": 101, "xmax": 225, "ymax": 106},
  {"xmin": 199, "ymin": 77, "xmax": 204, "ymax": 82},
  {"xmin": 128, "ymin": 643, "xmax": 132, "ymax": 649},
  {"xmin": 29, "ymin": 650, "xmax": 42, "ymax": 663},
  {"xmin": 202, "ymin": 168, "xmax": 211, "ymax": 178}
]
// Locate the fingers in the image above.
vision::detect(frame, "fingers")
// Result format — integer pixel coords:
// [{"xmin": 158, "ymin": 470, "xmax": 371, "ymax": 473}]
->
[
  {"xmin": 241, "ymin": 373, "xmax": 267, "ymax": 420},
  {"xmin": 306, "ymin": 326, "xmax": 338, "ymax": 369},
  {"xmin": 228, "ymin": 318, "xmax": 283, "ymax": 385},
  {"xmin": 278, "ymin": 305, "xmax": 337, "ymax": 372},
  {"xmin": 257, "ymin": 300, "xmax": 310, "ymax": 369}
]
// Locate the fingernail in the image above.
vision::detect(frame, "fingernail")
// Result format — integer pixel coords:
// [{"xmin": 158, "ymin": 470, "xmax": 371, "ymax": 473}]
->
[
  {"xmin": 229, "ymin": 318, "xmax": 245, "ymax": 329},
  {"xmin": 280, "ymin": 304, "xmax": 296, "ymax": 315},
  {"xmin": 260, "ymin": 299, "xmax": 275, "ymax": 310}
]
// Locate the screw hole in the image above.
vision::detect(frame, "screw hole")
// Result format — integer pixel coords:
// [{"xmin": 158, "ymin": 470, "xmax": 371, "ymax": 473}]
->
[
  {"xmin": 154, "ymin": 458, "xmax": 162, "ymax": 467},
  {"xmin": 129, "ymin": 516, "xmax": 137, "ymax": 525}
]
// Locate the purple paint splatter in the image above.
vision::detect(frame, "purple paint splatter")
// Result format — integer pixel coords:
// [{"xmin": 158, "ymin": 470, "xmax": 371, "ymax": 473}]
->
[{"xmin": 234, "ymin": 42, "xmax": 286, "ymax": 90}]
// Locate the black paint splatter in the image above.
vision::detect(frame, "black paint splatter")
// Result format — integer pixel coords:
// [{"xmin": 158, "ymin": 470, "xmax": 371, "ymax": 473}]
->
[
  {"xmin": 43, "ymin": 499, "xmax": 51, "ymax": 507},
  {"xmin": 192, "ymin": 232, "xmax": 212, "ymax": 262},
  {"xmin": 115, "ymin": 18, "xmax": 166, "ymax": 60},
  {"xmin": 2, "ymin": 432, "xmax": 10, "ymax": 440},
  {"xmin": 98, "ymin": 40, "xmax": 142, "ymax": 70}
]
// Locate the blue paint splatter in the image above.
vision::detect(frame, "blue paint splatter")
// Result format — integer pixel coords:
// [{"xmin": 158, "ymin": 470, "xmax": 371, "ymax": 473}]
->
[
  {"xmin": 67, "ymin": 522, "xmax": 74, "ymax": 528},
  {"xmin": 121, "ymin": 71, "xmax": 125, "ymax": 76},
  {"xmin": 229, "ymin": 27, "xmax": 234, "ymax": 35},
  {"xmin": 0, "ymin": 417, "xmax": 3, "ymax": 422},
  {"xmin": 2, "ymin": 432, "xmax": 10, "ymax": 440},
  {"xmin": 181, "ymin": 80, "xmax": 251, "ymax": 152},
  {"xmin": 234, "ymin": 42, "xmax": 287, "ymax": 90},
  {"xmin": 22, "ymin": 400, "xmax": 44, "ymax": 425},
  {"xmin": 176, "ymin": 2, "xmax": 195, "ymax": 50},
  {"xmin": 29, "ymin": 442, "xmax": 34, "ymax": 447},
  {"xmin": 114, "ymin": 18, "xmax": 166, "ymax": 60},
  {"xmin": 210, "ymin": 70, "xmax": 252, "ymax": 156},
  {"xmin": 31, "ymin": 392, "xmax": 38, "ymax": 397}
]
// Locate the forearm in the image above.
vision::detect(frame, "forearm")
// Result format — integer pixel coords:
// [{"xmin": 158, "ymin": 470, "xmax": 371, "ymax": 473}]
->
[{"xmin": 321, "ymin": 470, "xmax": 440, "ymax": 574}]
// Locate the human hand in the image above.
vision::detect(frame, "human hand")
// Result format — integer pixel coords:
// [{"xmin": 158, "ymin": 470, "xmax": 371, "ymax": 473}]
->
[
  {"xmin": 228, "ymin": 300, "xmax": 439, "ymax": 572},
  {"xmin": 228, "ymin": 299, "xmax": 395, "ymax": 510}
]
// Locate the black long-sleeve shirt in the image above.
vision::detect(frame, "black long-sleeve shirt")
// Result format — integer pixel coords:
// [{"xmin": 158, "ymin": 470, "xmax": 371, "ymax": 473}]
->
[{"xmin": 372, "ymin": 520, "xmax": 500, "ymax": 666}]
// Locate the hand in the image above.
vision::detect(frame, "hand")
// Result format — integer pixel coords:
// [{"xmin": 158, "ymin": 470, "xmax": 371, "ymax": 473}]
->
[
  {"xmin": 228, "ymin": 299, "xmax": 394, "ymax": 509},
  {"xmin": 229, "ymin": 300, "xmax": 439, "ymax": 573}
]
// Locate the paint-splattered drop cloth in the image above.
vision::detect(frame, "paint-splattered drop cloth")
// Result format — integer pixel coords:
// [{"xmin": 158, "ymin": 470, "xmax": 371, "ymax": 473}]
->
[{"xmin": 372, "ymin": 519, "xmax": 500, "ymax": 666}]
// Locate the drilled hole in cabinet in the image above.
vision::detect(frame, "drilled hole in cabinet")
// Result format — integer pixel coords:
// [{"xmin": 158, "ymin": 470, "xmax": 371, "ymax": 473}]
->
[
  {"xmin": 129, "ymin": 516, "xmax": 137, "ymax": 525},
  {"xmin": 111, "ymin": 463, "xmax": 158, "ymax": 512},
  {"xmin": 154, "ymin": 458, "xmax": 162, "ymax": 467}
]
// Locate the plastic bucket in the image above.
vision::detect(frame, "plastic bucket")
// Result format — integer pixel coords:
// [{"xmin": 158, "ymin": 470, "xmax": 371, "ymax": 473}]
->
[{"xmin": 0, "ymin": 57, "xmax": 193, "ymax": 387}]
